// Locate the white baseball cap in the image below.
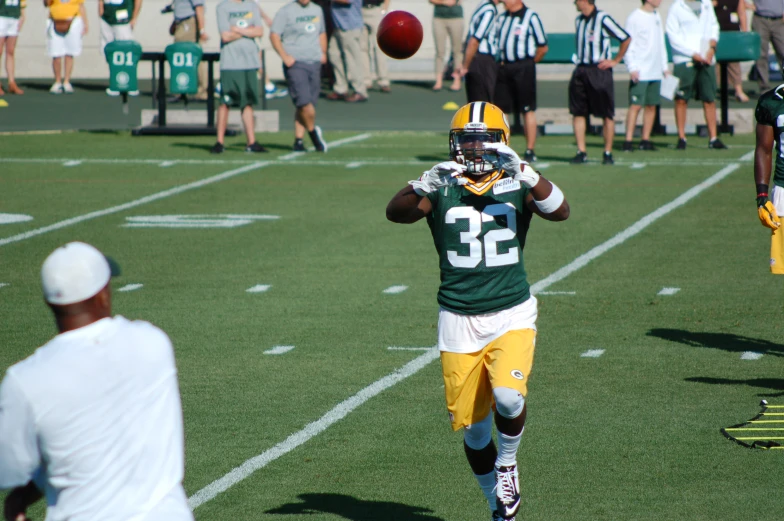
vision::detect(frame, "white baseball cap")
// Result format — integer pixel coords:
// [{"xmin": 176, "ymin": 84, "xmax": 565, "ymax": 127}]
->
[{"xmin": 41, "ymin": 242, "xmax": 113, "ymax": 305}]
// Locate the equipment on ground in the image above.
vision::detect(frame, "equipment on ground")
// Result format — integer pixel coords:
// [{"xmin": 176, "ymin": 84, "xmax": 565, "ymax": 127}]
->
[{"xmin": 722, "ymin": 401, "xmax": 784, "ymax": 449}]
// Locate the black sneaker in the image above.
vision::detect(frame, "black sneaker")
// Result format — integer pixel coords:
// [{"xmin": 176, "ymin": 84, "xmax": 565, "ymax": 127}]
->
[
  {"xmin": 492, "ymin": 511, "xmax": 515, "ymax": 521},
  {"xmin": 495, "ymin": 465, "xmax": 521, "ymax": 520},
  {"xmin": 523, "ymin": 149, "xmax": 537, "ymax": 162},
  {"xmin": 708, "ymin": 138, "xmax": 727, "ymax": 149},
  {"xmin": 676, "ymin": 138, "xmax": 687, "ymax": 150},
  {"xmin": 210, "ymin": 142, "xmax": 225, "ymax": 154},
  {"xmin": 293, "ymin": 139, "xmax": 306, "ymax": 152},
  {"xmin": 245, "ymin": 142, "xmax": 268, "ymax": 153},
  {"xmin": 602, "ymin": 151, "xmax": 614, "ymax": 165},
  {"xmin": 638, "ymin": 140, "xmax": 656, "ymax": 151},
  {"xmin": 622, "ymin": 141, "xmax": 634, "ymax": 152},
  {"xmin": 309, "ymin": 125, "xmax": 328, "ymax": 152},
  {"xmin": 570, "ymin": 151, "xmax": 588, "ymax": 164}
]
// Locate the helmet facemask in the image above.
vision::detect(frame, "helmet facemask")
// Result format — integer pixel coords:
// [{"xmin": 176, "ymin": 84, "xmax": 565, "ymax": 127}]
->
[{"xmin": 450, "ymin": 123, "xmax": 504, "ymax": 176}]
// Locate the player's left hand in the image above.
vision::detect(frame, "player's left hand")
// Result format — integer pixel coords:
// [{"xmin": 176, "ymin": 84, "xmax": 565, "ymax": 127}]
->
[
  {"xmin": 483, "ymin": 142, "xmax": 540, "ymax": 188},
  {"xmin": 757, "ymin": 194, "xmax": 781, "ymax": 230}
]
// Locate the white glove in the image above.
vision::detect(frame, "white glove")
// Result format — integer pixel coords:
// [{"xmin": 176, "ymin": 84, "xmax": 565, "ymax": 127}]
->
[
  {"xmin": 483, "ymin": 142, "xmax": 540, "ymax": 189},
  {"xmin": 409, "ymin": 161, "xmax": 467, "ymax": 195}
]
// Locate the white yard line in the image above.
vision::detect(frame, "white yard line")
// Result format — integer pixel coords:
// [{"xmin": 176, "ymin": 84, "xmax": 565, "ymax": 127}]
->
[
  {"xmin": 740, "ymin": 351, "xmax": 764, "ymax": 360},
  {"xmin": 387, "ymin": 346, "xmax": 433, "ymax": 351},
  {"xmin": 657, "ymin": 287, "xmax": 681, "ymax": 296},
  {"xmin": 187, "ymin": 158, "xmax": 744, "ymax": 511},
  {"xmin": 537, "ymin": 291, "xmax": 576, "ymax": 296},
  {"xmin": 0, "ymin": 134, "xmax": 371, "ymax": 249},
  {"xmin": 117, "ymin": 284, "xmax": 143, "ymax": 292},
  {"xmin": 246, "ymin": 284, "xmax": 271, "ymax": 293},
  {"xmin": 382, "ymin": 285, "xmax": 408, "ymax": 294},
  {"xmin": 581, "ymin": 349, "xmax": 606, "ymax": 358},
  {"xmin": 264, "ymin": 346, "xmax": 295, "ymax": 355}
]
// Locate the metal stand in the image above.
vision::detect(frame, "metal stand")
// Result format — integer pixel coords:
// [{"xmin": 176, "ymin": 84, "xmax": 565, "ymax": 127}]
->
[{"xmin": 718, "ymin": 61, "xmax": 734, "ymax": 135}]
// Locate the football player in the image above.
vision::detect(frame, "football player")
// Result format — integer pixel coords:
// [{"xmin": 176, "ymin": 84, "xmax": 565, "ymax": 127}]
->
[
  {"xmin": 754, "ymin": 85, "xmax": 784, "ymax": 274},
  {"xmin": 386, "ymin": 102, "xmax": 570, "ymax": 521}
]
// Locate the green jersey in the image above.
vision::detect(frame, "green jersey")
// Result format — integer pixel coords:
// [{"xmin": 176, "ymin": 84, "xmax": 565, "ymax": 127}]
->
[
  {"xmin": 102, "ymin": 0, "xmax": 134, "ymax": 25},
  {"xmin": 755, "ymin": 85, "xmax": 784, "ymax": 188},
  {"xmin": 426, "ymin": 173, "xmax": 533, "ymax": 315},
  {"xmin": 0, "ymin": 0, "xmax": 23, "ymax": 19}
]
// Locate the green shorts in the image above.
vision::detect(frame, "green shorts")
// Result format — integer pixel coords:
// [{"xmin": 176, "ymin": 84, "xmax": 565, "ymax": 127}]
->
[
  {"xmin": 219, "ymin": 69, "xmax": 259, "ymax": 108},
  {"xmin": 629, "ymin": 80, "xmax": 661, "ymax": 107},
  {"xmin": 673, "ymin": 62, "xmax": 716, "ymax": 102}
]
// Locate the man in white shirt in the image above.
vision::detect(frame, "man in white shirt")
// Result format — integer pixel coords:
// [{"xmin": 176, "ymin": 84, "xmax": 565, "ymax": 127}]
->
[
  {"xmin": 623, "ymin": 0, "xmax": 669, "ymax": 152},
  {"xmin": 665, "ymin": 0, "xmax": 726, "ymax": 150},
  {"xmin": 0, "ymin": 242, "xmax": 193, "ymax": 521}
]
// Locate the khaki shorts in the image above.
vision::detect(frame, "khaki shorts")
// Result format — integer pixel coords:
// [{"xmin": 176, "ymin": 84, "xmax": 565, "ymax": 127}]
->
[
  {"xmin": 219, "ymin": 69, "xmax": 259, "ymax": 108},
  {"xmin": 440, "ymin": 328, "xmax": 536, "ymax": 431}
]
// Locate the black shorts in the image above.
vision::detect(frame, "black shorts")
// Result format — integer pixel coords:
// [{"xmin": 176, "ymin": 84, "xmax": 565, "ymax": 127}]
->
[
  {"xmin": 284, "ymin": 61, "xmax": 321, "ymax": 108},
  {"xmin": 465, "ymin": 53, "xmax": 499, "ymax": 104},
  {"xmin": 568, "ymin": 65, "xmax": 615, "ymax": 119},
  {"xmin": 494, "ymin": 59, "xmax": 537, "ymax": 114}
]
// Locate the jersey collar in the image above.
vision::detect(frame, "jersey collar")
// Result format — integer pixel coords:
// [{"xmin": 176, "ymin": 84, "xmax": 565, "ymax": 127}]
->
[{"xmin": 462, "ymin": 171, "xmax": 504, "ymax": 195}]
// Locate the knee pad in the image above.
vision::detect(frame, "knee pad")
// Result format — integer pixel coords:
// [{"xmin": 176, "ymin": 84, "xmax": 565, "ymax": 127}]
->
[
  {"xmin": 463, "ymin": 412, "xmax": 493, "ymax": 450},
  {"xmin": 493, "ymin": 387, "xmax": 524, "ymax": 419}
]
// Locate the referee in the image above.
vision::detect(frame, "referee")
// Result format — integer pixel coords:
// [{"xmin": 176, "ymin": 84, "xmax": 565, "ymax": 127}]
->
[
  {"xmin": 458, "ymin": 0, "xmax": 500, "ymax": 104},
  {"xmin": 569, "ymin": 0, "xmax": 630, "ymax": 165},
  {"xmin": 493, "ymin": 0, "xmax": 548, "ymax": 163}
]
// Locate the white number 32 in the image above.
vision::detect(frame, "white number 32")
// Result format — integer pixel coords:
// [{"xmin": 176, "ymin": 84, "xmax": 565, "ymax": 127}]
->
[{"xmin": 445, "ymin": 203, "xmax": 518, "ymax": 268}]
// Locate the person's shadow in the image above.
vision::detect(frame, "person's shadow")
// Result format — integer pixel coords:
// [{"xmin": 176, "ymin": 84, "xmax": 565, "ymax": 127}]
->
[
  {"xmin": 684, "ymin": 376, "xmax": 784, "ymax": 397},
  {"xmin": 646, "ymin": 328, "xmax": 784, "ymax": 357},
  {"xmin": 265, "ymin": 493, "xmax": 446, "ymax": 521}
]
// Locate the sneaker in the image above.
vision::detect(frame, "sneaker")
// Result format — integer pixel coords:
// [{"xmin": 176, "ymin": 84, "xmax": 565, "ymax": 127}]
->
[
  {"xmin": 570, "ymin": 151, "xmax": 588, "ymax": 164},
  {"xmin": 106, "ymin": 88, "xmax": 120, "ymax": 97},
  {"xmin": 676, "ymin": 138, "xmax": 687, "ymax": 150},
  {"xmin": 495, "ymin": 465, "xmax": 521, "ymax": 520},
  {"xmin": 210, "ymin": 142, "xmax": 225, "ymax": 154},
  {"xmin": 292, "ymin": 139, "xmax": 306, "ymax": 152},
  {"xmin": 62, "ymin": 82, "xmax": 74, "ymax": 94},
  {"xmin": 129, "ymin": 90, "xmax": 140, "ymax": 97},
  {"xmin": 264, "ymin": 84, "xmax": 289, "ymax": 99},
  {"xmin": 309, "ymin": 125, "xmax": 327, "ymax": 152},
  {"xmin": 523, "ymin": 149, "xmax": 537, "ymax": 163},
  {"xmin": 379, "ymin": 85, "xmax": 391, "ymax": 93},
  {"xmin": 50, "ymin": 82, "xmax": 63, "ymax": 94},
  {"xmin": 708, "ymin": 138, "xmax": 727, "ymax": 149},
  {"xmin": 245, "ymin": 142, "xmax": 268, "ymax": 153},
  {"xmin": 622, "ymin": 141, "xmax": 634, "ymax": 152},
  {"xmin": 602, "ymin": 151, "xmax": 614, "ymax": 165},
  {"xmin": 326, "ymin": 91, "xmax": 345, "ymax": 101},
  {"xmin": 345, "ymin": 93, "xmax": 368, "ymax": 103},
  {"xmin": 638, "ymin": 140, "xmax": 656, "ymax": 151},
  {"xmin": 492, "ymin": 511, "xmax": 515, "ymax": 521}
]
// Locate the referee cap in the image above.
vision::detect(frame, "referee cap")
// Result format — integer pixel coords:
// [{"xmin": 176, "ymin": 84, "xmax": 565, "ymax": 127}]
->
[{"xmin": 41, "ymin": 242, "xmax": 120, "ymax": 305}]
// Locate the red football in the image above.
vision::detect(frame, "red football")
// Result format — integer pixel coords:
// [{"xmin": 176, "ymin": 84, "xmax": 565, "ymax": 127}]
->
[{"xmin": 377, "ymin": 11, "xmax": 423, "ymax": 60}]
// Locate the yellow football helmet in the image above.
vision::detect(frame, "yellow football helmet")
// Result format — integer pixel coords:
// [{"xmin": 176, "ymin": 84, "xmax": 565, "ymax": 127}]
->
[{"xmin": 449, "ymin": 102, "xmax": 511, "ymax": 175}]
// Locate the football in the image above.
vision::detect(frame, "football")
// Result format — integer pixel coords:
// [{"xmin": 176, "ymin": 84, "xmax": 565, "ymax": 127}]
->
[{"xmin": 376, "ymin": 11, "xmax": 423, "ymax": 60}]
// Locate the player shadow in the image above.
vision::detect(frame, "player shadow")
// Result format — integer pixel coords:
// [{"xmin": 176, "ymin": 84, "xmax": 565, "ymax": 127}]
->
[
  {"xmin": 415, "ymin": 155, "xmax": 448, "ymax": 163},
  {"xmin": 170, "ymin": 142, "xmax": 293, "ymax": 152},
  {"xmin": 265, "ymin": 493, "xmax": 446, "ymax": 521},
  {"xmin": 646, "ymin": 328, "xmax": 784, "ymax": 357},
  {"xmin": 684, "ymin": 376, "xmax": 784, "ymax": 397}
]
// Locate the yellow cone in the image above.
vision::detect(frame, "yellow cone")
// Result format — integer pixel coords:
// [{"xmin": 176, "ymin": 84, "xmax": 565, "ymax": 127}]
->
[
  {"xmin": 442, "ymin": 101, "xmax": 459, "ymax": 111},
  {"xmin": 0, "ymin": 99, "xmax": 8, "ymax": 108}
]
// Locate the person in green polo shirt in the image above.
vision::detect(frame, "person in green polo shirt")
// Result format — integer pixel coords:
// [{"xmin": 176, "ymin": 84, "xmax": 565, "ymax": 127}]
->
[
  {"xmin": 99, "ymin": 0, "xmax": 142, "ymax": 96},
  {"xmin": 0, "ymin": 0, "xmax": 26, "ymax": 95}
]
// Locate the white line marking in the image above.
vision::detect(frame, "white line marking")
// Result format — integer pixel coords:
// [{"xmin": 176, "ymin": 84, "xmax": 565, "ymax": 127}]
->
[
  {"xmin": 531, "ymin": 162, "xmax": 740, "ymax": 294},
  {"xmin": 346, "ymin": 162, "xmax": 363, "ymax": 169},
  {"xmin": 117, "ymin": 283, "xmax": 143, "ymax": 292},
  {"xmin": 159, "ymin": 161, "xmax": 177, "ymax": 167},
  {"xmin": 0, "ymin": 134, "xmax": 371, "ymax": 249},
  {"xmin": 382, "ymin": 285, "xmax": 408, "ymax": 294},
  {"xmin": 631, "ymin": 163, "xmax": 646, "ymax": 170},
  {"xmin": 537, "ymin": 291, "xmax": 576, "ymax": 296},
  {"xmin": 246, "ymin": 284, "xmax": 271, "ymax": 293},
  {"xmin": 581, "ymin": 349, "xmax": 605, "ymax": 358},
  {"xmin": 0, "ymin": 283, "xmax": 8, "ymax": 289},
  {"xmin": 264, "ymin": 345, "xmax": 295, "ymax": 355},
  {"xmin": 187, "ymin": 347, "xmax": 440, "ymax": 510},
  {"xmin": 123, "ymin": 214, "xmax": 279, "ymax": 228},
  {"xmin": 0, "ymin": 214, "xmax": 33, "ymax": 224},
  {"xmin": 387, "ymin": 347, "xmax": 433, "ymax": 351},
  {"xmin": 739, "ymin": 150, "xmax": 755, "ymax": 162},
  {"xmin": 63, "ymin": 160, "xmax": 82, "ymax": 167},
  {"xmin": 740, "ymin": 351, "xmax": 764, "ymax": 360},
  {"xmin": 657, "ymin": 287, "xmax": 681, "ymax": 296},
  {"xmin": 535, "ymin": 162, "xmax": 550, "ymax": 169}
]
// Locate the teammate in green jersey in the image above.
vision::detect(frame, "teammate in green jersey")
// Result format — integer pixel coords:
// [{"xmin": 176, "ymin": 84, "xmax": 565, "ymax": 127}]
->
[
  {"xmin": 754, "ymin": 85, "xmax": 784, "ymax": 274},
  {"xmin": 386, "ymin": 102, "xmax": 569, "ymax": 521}
]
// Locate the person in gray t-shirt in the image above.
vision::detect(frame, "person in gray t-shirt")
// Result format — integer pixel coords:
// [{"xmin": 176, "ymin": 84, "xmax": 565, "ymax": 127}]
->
[
  {"xmin": 211, "ymin": 0, "xmax": 268, "ymax": 154},
  {"xmin": 271, "ymin": 0, "xmax": 329, "ymax": 152}
]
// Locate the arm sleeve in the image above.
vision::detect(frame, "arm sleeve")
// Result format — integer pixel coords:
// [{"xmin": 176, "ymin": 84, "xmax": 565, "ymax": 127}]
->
[
  {"xmin": 665, "ymin": 9, "xmax": 693, "ymax": 56},
  {"xmin": 216, "ymin": 4, "xmax": 230, "ymax": 34},
  {"xmin": 473, "ymin": 10, "xmax": 495, "ymax": 41},
  {"xmin": 531, "ymin": 13, "xmax": 547, "ymax": 46},
  {"xmin": 270, "ymin": 8, "xmax": 286, "ymax": 35},
  {"xmin": 602, "ymin": 14, "xmax": 629, "ymax": 42},
  {"xmin": 707, "ymin": 3, "xmax": 720, "ymax": 42},
  {"xmin": 252, "ymin": 3, "xmax": 262, "ymax": 27},
  {"xmin": 0, "ymin": 373, "xmax": 41, "ymax": 490},
  {"xmin": 756, "ymin": 97, "xmax": 775, "ymax": 127},
  {"xmin": 660, "ymin": 14, "xmax": 669, "ymax": 71},
  {"xmin": 318, "ymin": 6, "xmax": 326, "ymax": 33},
  {"xmin": 623, "ymin": 13, "xmax": 639, "ymax": 71}
]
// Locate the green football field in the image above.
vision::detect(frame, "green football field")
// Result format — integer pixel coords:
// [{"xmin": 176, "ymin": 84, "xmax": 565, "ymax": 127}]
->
[{"xmin": 1, "ymin": 130, "xmax": 783, "ymax": 520}]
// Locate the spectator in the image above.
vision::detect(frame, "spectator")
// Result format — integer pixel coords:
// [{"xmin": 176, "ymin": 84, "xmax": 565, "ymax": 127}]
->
[
  {"xmin": 100, "ymin": 0, "xmax": 142, "ymax": 96},
  {"xmin": 0, "ymin": 0, "xmax": 25, "ymax": 95},
  {"xmin": 171, "ymin": 0, "xmax": 209, "ymax": 101},
  {"xmin": 622, "ymin": 0, "xmax": 669, "ymax": 152},
  {"xmin": 666, "ymin": 0, "xmax": 726, "ymax": 149},
  {"xmin": 430, "ymin": 0, "xmax": 463, "ymax": 91},
  {"xmin": 255, "ymin": 2, "xmax": 289, "ymax": 99},
  {"xmin": 569, "ymin": 0, "xmax": 630, "ymax": 165},
  {"xmin": 493, "ymin": 0, "xmax": 548, "ymax": 162},
  {"xmin": 360, "ymin": 0, "xmax": 390, "ymax": 92},
  {"xmin": 713, "ymin": 0, "xmax": 749, "ymax": 102},
  {"xmin": 270, "ymin": 0, "xmax": 329, "ymax": 152},
  {"xmin": 458, "ymin": 0, "xmax": 499, "ymax": 103},
  {"xmin": 211, "ymin": 0, "xmax": 268, "ymax": 154},
  {"xmin": 750, "ymin": 0, "xmax": 784, "ymax": 95},
  {"xmin": 46, "ymin": 0, "xmax": 88, "ymax": 94},
  {"xmin": 326, "ymin": 0, "xmax": 367, "ymax": 102}
]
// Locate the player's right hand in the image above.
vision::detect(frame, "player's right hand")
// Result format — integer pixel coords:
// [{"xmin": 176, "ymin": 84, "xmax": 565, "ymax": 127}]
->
[
  {"xmin": 409, "ymin": 161, "xmax": 467, "ymax": 195},
  {"xmin": 758, "ymin": 195, "xmax": 781, "ymax": 230}
]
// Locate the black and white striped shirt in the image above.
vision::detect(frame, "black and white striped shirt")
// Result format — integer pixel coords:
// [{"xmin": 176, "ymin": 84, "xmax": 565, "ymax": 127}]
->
[
  {"xmin": 494, "ymin": 6, "xmax": 547, "ymax": 63},
  {"xmin": 464, "ymin": 0, "xmax": 498, "ymax": 56},
  {"xmin": 574, "ymin": 9, "xmax": 629, "ymax": 65}
]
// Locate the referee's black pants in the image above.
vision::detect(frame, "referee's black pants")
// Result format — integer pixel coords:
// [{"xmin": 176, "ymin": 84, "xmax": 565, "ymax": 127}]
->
[{"xmin": 465, "ymin": 53, "xmax": 498, "ymax": 104}]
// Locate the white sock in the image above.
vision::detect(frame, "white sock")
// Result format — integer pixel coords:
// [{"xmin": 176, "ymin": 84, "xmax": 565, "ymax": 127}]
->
[
  {"xmin": 475, "ymin": 470, "xmax": 496, "ymax": 510},
  {"xmin": 496, "ymin": 427, "xmax": 524, "ymax": 467}
]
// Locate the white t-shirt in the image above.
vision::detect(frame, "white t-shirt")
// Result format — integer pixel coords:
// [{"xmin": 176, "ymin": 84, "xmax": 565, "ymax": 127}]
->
[
  {"xmin": 0, "ymin": 316, "xmax": 193, "ymax": 521},
  {"xmin": 624, "ymin": 8, "xmax": 668, "ymax": 82}
]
